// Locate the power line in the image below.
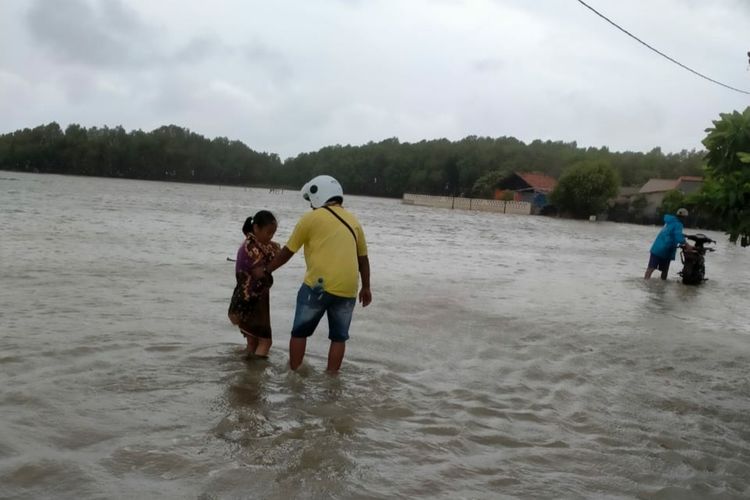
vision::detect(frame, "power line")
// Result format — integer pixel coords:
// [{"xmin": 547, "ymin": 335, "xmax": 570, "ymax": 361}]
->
[{"xmin": 576, "ymin": 0, "xmax": 750, "ymax": 95}]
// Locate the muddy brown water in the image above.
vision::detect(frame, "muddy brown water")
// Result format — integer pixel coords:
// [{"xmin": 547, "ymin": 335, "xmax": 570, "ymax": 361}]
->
[{"xmin": 1, "ymin": 172, "xmax": 749, "ymax": 499}]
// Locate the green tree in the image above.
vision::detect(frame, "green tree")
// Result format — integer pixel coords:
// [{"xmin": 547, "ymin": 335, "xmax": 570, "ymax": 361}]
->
[
  {"xmin": 630, "ymin": 194, "xmax": 647, "ymax": 219},
  {"xmin": 0, "ymin": 123, "xmax": 708, "ymax": 202},
  {"xmin": 701, "ymin": 107, "xmax": 750, "ymax": 246},
  {"xmin": 550, "ymin": 160, "xmax": 619, "ymax": 218},
  {"xmin": 471, "ymin": 169, "xmax": 508, "ymax": 198},
  {"xmin": 659, "ymin": 190, "xmax": 686, "ymax": 217}
]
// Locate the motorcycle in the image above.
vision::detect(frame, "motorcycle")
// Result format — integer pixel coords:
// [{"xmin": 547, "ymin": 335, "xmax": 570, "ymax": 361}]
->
[{"xmin": 678, "ymin": 234, "xmax": 716, "ymax": 285}]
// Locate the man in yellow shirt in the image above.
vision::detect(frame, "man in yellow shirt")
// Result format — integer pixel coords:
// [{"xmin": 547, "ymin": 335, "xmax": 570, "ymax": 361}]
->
[{"xmin": 262, "ymin": 175, "xmax": 371, "ymax": 372}]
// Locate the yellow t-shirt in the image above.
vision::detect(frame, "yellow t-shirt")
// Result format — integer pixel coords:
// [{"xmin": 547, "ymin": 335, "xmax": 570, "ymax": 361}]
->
[{"xmin": 285, "ymin": 206, "xmax": 368, "ymax": 298}]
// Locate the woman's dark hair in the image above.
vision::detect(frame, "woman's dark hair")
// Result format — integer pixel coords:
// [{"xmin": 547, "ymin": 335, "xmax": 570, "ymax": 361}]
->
[
  {"xmin": 241, "ymin": 216, "xmax": 254, "ymax": 236},
  {"xmin": 247, "ymin": 210, "xmax": 277, "ymax": 233}
]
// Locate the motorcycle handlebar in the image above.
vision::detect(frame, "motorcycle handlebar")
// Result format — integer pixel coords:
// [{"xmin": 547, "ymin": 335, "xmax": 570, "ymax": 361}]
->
[{"xmin": 685, "ymin": 234, "xmax": 716, "ymax": 244}]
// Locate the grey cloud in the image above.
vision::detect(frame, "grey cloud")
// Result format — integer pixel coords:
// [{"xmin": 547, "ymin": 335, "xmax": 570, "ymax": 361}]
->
[
  {"xmin": 172, "ymin": 36, "xmax": 225, "ymax": 64},
  {"xmin": 98, "ymin": 0, "xmax": 144, "ymax": 33},
  {"xmin": 158, "ymin": 32, "xmax": 293, "ymax": 82},
  {"xmin": 26, "ymin": 0, "xmax": 159, "ymax": 67},
  {"xmin": 7, "ymin": 0, "xmax": 742, "ymax": 158},
  {"xmin": 25, "ymin": 0, "xmax": 289, "ymax": 79},
  {"xmin": 473, "ymin": 58, "xmax": 506, "ymax": 73},
  {"xmin": 679, "ymin": 0, "xmax": 750, "ymax": 15},
  {"xmin": 148, "ymin": 74, "xmax": 196, "ymax": 114},
  {"xmin": 241, "ymin": 41, "xmax": 293, "ymax": 82}
]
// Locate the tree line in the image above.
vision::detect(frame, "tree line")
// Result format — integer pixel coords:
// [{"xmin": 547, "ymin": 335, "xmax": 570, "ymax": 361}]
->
[
  {"xmin": 3, "ymin": 117, "xmax": 747, "ymax": 244},
  {"xmin": 0, "ymin": 123, "xmax": 281, "ymax": 186},
  {"xmin": 0, "ymin": 122, "xmax": 705, "ymax": 199}
]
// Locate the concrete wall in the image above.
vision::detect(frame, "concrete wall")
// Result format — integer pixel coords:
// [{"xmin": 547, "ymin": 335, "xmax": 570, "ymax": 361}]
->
[{"xmin": 402, "ymin": 193, "xmax": 532, "ymax": 215}]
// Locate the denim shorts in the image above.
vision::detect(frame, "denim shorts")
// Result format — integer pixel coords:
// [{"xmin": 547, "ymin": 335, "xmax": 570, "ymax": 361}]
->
[{"xmin": 291, "ymin": 284, "xmax": 356, "ymax": 342}]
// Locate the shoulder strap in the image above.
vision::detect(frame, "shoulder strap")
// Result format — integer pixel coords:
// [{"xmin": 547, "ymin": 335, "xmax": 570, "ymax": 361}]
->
[{"xmin": 322, "ymin": 206, "xmax": 357, "ymax": 244}]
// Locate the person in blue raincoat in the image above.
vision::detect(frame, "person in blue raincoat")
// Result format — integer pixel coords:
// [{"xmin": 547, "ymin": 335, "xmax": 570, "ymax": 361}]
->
[{"xmin": 644, "ymin": 208, "xmax": 692, "ymax": 280}]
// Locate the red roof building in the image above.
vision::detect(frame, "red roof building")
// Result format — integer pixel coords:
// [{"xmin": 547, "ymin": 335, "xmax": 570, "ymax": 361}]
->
[
  {"xmin": 515, "ymin": 172, "xmax": 558, "ymax": 193},
  {"xmin": 494, "ymin": 171, "xmax": 557, "ymax": 196},
  {"xmin": 494, "ymin": 171, "xmax": 558, "ymax": 209}
]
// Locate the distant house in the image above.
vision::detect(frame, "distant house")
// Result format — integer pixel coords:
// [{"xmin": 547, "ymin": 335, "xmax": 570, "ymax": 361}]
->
[
  {"xmin": 614, "ymin": 186, "xmax": 640, "ymax": 204},
  {"xmin": 675, "ymin": 176, "xmax": 703, "ymax": 194},
  {"xmin": 607, "ymin": 186, "xmax": 643, "ymax": 222},
  {"xmin": 638, "ymin": 176, "xmax": 703, "ymax": 216},
  {"xmin": 494, "ymin": 172, "xmax": 557, "ymax": 209}
]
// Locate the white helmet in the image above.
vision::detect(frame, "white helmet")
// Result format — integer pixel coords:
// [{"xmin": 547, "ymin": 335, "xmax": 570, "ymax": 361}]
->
[{"xmin": 301, "ymin": 175, "xmax": 344, "ymax": 208}]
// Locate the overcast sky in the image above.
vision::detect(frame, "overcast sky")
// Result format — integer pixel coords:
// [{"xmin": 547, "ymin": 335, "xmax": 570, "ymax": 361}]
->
[{"xmin": 1, "ymin": 0, "xmax": 748, "ymax": 158}]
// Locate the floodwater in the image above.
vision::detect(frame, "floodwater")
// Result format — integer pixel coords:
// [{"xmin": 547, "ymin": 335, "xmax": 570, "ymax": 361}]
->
[{"xmin": 1, "ymin": 172, "xmax": 749, "ymax": 500}]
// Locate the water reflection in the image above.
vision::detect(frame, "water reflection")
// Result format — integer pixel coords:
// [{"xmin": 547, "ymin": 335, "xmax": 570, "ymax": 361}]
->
[{"xmin": 225, "ymin": 358, "xmax": 270, "ymax": 407}]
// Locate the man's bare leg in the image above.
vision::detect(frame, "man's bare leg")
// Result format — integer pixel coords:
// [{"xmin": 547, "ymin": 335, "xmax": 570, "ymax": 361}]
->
[
  {"xmin": 644, "ymin": 267, "xmax": 655, "ymax": 279},
  {"xmin": 290, "ymin": 337, "xmax": 307, "ymax": 370},
  {"xmin": 326, "ymin": 341, "xmax": 346, "ymax": 372}
]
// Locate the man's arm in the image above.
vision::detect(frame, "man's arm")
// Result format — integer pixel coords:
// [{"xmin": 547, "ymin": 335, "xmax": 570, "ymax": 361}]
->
[
  {"xmin": 357, "ymin": 255, "xmax": 371, "ymax": 307},
  {"xmin": 251, "ymin": 246, "xmax": 294, "ymax": 279},
  {"xmin": 674, "ymin": 224, "xmax": 693, "ymax": 252},
  {"xmin": 269, "ymin": 246, "xmax": 295, "ymax": 273},
  {"xmin": 675, "ymin": 224, "xmax": 686, "ymax": 245}
]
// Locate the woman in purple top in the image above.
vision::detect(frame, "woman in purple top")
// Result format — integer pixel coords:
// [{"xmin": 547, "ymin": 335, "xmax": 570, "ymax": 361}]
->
[{"xmin": 228, "ymin": 210, "xmax": 280, "ymax": 357}]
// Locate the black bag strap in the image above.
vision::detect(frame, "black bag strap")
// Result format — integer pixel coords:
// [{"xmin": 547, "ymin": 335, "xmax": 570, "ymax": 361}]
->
[{"xmin": 322, "ymin": 206, "xmax": 357, "ymax": 245}]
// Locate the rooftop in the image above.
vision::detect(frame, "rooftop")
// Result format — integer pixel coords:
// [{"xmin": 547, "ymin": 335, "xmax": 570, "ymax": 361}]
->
[
  {"xmin": 639, "ymin": 178, "xmax": 679, "ymax": 194},
  {"xmin": 516, "ymin": 172, "xmax": 557, "ymax": 193}
]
